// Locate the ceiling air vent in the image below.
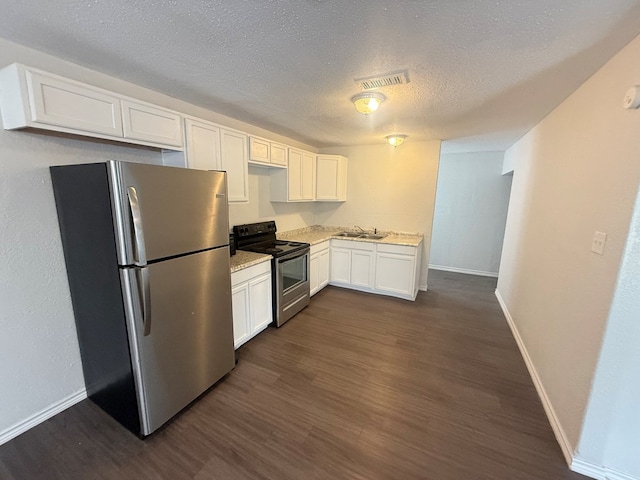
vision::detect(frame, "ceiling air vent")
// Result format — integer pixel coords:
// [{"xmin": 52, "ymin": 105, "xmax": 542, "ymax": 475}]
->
[{"xmin": 354, "ymin": 70, "xmax": 410, "ymax": 90}]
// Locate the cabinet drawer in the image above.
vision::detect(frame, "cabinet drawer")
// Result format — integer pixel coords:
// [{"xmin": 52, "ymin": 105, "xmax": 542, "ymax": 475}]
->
[
  {"xmin": 231, "ymin": 260, "xmax": 271, "ymax": 286},
  {"xmin": 310, "ymin": 240, "xmax": 330, "ymax": 255},
  {"xmin": 376, "ymin": 243, "xmax": 417, "ymax": 256}
]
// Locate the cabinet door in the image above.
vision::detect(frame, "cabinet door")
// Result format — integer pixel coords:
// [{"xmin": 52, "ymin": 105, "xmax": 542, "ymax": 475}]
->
[
  {"xmin": 220, "ymin": 128, "xmax": 249, "ymax": 203},
  {"xmin": 310, "ymin": 252, "xmax": 320, "ymax": 296},
  {"xmin": 232, "ymin": 283, "xmax": 251, "ymax": 349},
  {"xmin": 249, "ymin": 136, "xmax": 270, "ymax": 164},
  {"xmin": 351, "ymin": 250, "xmax": 374, "ymax": 288},
  {"xmin": 375, "ymin": 253, "xmax": 415, "ymax": 296},
  {"xmin": 330, "ymin": 247, "xmax": 351, "ymax": 284},
  {"xmin": 316, "ymin": 155, "xmax": 347, "ymax": 201},
  {"xmin": 27, "ymin": 70, "xmax": 123, "ymax": 137},
  {"xmin": 318, "ymin": 249, "xmax": 330, "ymax": 290},
  {"xmin": 121, "ymin": 100, "xmax": 183, "ymax": 148},
  {"xmin": 185, "ymin": 118, "xmax": 221, "ymax": 171},
  {"xmin": 270, "ymin": 143, "xmax": 287, "ymax": 166},
  {"xmin": 288, "ymin": 148, "xmax": 303, "ymax": 201},
  {"xmin": 301, "ymin": 151, "xmax": 316, "ymax": 200},
  {"xmin": 249, "ymin": 272, "xmax": 273, "ymax": 334}
]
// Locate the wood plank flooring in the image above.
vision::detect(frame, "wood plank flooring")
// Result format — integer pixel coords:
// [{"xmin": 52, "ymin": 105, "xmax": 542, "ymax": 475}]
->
[{"xmin": 0, "ymin": 270, "xmax": 587, "ymax": 479}]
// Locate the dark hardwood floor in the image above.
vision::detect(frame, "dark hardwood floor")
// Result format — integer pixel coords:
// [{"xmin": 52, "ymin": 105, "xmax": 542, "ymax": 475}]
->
[{"xmin": 0, "ymin": 270, "xmax": 587, "ymax": 479}]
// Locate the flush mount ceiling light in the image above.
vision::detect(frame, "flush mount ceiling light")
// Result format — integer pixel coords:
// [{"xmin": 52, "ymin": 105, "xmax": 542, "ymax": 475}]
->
[
  {"xmin": 385, "ymin": 134, "xmax": 407, "ymax": 147},
  {"xmin": 351, "ymin": 92, "xmax": 386, "ymax": 115}
]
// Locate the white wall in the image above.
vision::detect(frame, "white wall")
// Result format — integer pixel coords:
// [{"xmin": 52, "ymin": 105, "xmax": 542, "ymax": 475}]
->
[
  {"xmin": 316, "ymin": 142, "xmax": 441, "ymax": 289},
  {"xmin": 576, "ymin": 184, "xmax": 640, "ymax": 478},
  {"xmin": 497, "ymin": 31, "xmax": 640, "ymax": 474},
  {"xmin": 430, "ymin": 151, "xmax": 511, "ymax": 277},
  {"xmin": 502, "ymin": 152, "xmax": 515, "ymax": 175},
  {"xmin": 0, "ymin": 38, "xmax": 316, "ymax": 443}
]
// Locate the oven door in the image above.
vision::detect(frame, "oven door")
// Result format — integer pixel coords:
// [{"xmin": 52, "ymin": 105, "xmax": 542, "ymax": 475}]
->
[{"xmin": 276, "ymin": 248, "xmax": 310, "ymax": 327}]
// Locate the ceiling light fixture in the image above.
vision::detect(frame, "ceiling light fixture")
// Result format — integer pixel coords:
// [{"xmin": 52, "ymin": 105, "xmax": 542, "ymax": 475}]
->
[
  {"xmin": 385, "ymin": 134, "xmax": 407, "ymax": 147},
  {"xmin": 351, "ymin": 92, "xmax": 386, "ymax": 115}
]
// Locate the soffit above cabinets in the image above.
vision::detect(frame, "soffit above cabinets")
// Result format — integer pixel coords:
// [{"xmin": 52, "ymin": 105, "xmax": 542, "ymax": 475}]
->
[{"xmin": 1, "ymin": 0, "xmax": 640, "ymax": 151}]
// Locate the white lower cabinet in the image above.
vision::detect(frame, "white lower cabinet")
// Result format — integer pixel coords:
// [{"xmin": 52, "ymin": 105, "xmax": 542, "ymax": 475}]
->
[
  {"xmin": 330, "ymin": 239, "xmax": 375, "ymax": 291},
  {"xmin": 329, "ymin": 239, "xmax": 422, "ymax": 300},
  {"xmin": 310, "ymin": 241, "xmax": 330, "ymax": 296},
  {"xmin": 374, "ymin": 243, "xmax": 422, "ymax": 300},
  {"xmin": 231, "ymin": 261, "xmax": 273, "ymax": 349}
]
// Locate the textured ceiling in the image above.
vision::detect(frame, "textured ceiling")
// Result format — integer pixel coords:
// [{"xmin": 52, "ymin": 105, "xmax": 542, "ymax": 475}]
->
[{"xmin": 1, "ymin": 1, "xmax": 640, "ymax": 151}]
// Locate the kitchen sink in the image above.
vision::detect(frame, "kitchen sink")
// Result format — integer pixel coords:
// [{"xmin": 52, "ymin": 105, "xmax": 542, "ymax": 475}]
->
[{"xmin": 334, "ymin": 232, "xmax": 387, "ymax": 240}]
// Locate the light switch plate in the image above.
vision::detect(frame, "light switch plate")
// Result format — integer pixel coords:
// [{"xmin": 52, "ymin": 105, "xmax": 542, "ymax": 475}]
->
[{"xmin": 592, "ymin": 231, "xmax": 607, "ymax": 255}]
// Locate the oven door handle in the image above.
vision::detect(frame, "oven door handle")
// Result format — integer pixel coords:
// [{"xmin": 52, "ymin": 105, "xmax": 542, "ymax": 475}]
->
[{"xmin": 278, "ymin": 250, "xmax": 309, "ymax": 263}]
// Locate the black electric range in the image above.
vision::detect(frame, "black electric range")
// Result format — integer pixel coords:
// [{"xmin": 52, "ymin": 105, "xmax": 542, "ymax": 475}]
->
[
  {"xmin": 232, "ymin": 221, "xmax": 310, "ymax": 327},
  {"xmin": 233, "ymin": 221, "xmax": 309, "ymax": 257}
]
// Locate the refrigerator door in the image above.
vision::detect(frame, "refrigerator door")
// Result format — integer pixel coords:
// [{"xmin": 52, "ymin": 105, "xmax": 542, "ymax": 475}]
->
[
  {"xmin": 108, "ymin": 161, "xmax": 229, "ymax": 266},
  {"xmin": 121, "ymin": 246, "xmax": 235, "ymax": 435}
]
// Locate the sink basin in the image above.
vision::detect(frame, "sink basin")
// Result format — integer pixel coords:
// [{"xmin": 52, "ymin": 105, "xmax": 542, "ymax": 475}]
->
[
  {"xmin": 335, "ymin": 232, "xmax": 363, "ymax": 238},
  {"xmin": 334, "ymin": 232, "xmax": 387, "ymax": 240}
]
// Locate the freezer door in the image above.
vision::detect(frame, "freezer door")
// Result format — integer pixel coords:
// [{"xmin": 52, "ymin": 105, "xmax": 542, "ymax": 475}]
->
[
  {"xmin": 109, "ymin": 161, "xmax": 229, "ymax": 265},
  {"xmin": 121, "ymin": 247, "xmax": 235, "ymax": 435}
]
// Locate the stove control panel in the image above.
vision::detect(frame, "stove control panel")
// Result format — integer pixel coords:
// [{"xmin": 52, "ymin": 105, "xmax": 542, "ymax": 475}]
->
[{"xmin": 233, "ymin": 221, "xmax": 277, "ymax": 238}]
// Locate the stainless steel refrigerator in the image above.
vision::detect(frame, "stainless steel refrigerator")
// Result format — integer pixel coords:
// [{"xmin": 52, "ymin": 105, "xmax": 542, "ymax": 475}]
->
[{"xmin": 50, "ymin": 160, "xmax": 235, "ymax": 436}]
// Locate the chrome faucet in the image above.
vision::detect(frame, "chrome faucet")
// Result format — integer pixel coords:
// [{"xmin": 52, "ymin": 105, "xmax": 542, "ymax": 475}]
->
[{"xmin": 354, "ymin": 225, "xmax": 366, "ymax": 233}]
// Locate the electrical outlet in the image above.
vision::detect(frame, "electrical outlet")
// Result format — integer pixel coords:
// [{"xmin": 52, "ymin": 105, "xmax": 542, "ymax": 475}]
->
[{"xmin": 592, "ymin": 231, "xmax": 607, "ymax": 255}]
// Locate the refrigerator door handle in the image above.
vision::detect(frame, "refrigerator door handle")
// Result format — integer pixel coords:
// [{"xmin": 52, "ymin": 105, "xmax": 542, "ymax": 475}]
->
[
  {"xmin": 127, "ymin": 186, "xmax": 147, "ymax": 267},
  {"xmin": 137, "ymin": 267, "xmax": 152, "ymax": 336}
]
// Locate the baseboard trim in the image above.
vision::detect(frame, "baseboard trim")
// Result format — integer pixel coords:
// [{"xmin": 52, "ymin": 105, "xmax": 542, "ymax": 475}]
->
[
  {"xmin": 571, "ymin": 458, "xmax": 640, "ymax": 480},
  {"xmin": 419, "ymin": 283, "xmax": 428, "ymax": 291},
  {"xmin": 494, "ymin": 289, "xmax": 574, "ymax": 466},
  {"xmin": 0, "ymin": 388, "xmax": 87, "ymax": 446},
  {"xmin": 429, "ymin": 264, "xmax": 499, "ymax": 278}
]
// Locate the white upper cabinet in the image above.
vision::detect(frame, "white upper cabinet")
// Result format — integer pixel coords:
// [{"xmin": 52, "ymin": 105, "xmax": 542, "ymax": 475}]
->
[
  {"xmin": 184, "ymin": 118, "xmax": 221, "ymax": 171},
  {"xmin": 301, "ymin": 150, "xmax": 316, "ymax": 200},
  {"xmin": 270, "ymin": 142, "xmax": 288, "ymax": 167},
  {"xmin": 249, "ymin": 136, "xmax": 270, "ymax": 164},
  {"xmin": 0, "ymin": 64, "xmax": 123, "ymax": 138},
  {"xmin": 271, "ymin": 147, "xmax": 316, "ymax": 202},
  {"xmin": 220, "ymin": 128, "xmax": 249, "ymax": 203},
  {"xmin": 0, "ymin": 63, "xmax": 184, "ymax": 150},
  {"xmin": 316, "ymin": 154, "xmax": 347, "ymax": 202},
  {"xmin": 248, "ymin": 135, "xmax": 287, "ymax": 168},
  {"xmin": 121, "ymin": 100, "xmax": 183, "ymax": 148}
]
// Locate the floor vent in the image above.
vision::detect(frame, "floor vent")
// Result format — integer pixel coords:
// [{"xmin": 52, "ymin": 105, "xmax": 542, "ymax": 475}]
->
[{"xmin": 355, "ymin": 70, "xmax": 410, "ymax": 90}]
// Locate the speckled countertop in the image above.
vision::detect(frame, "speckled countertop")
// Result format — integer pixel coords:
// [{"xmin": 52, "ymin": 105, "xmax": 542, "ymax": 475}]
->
[
  {"xmin": 278, "ymin": 225, "xmax": 424, "ymax": 247},
  {"xmin": 229, "ymin": 250, "xmax": 271, "ymax": 273}
]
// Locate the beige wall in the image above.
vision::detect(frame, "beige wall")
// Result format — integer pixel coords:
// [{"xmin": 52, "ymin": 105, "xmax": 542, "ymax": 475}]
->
[
  {"xmin": 497, "ymin": 31, "xmax": 640, "ymax": 460},
  {"xmin": 317, "ymin": 141, "xmax": 441, "ymax": 289}
]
